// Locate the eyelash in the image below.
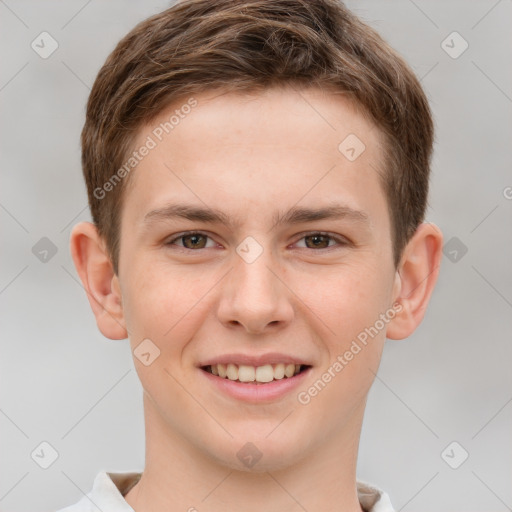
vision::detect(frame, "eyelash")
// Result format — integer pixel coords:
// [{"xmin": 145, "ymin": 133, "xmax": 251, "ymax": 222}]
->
[{"xmin": 165, "ymin": 231, "xmax": 349, "ymax": 251}]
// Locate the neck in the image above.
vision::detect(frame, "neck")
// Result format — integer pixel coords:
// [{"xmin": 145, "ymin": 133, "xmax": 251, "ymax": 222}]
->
[{"xmin": 125, "ymin": 395, "xmax": 365, "ymax": 512}]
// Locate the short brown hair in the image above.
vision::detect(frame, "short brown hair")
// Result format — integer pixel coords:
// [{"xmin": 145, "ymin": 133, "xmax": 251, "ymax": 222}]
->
[{"xmin": 82, "ymin": 0, "xmax": 434, "ymax": 275}]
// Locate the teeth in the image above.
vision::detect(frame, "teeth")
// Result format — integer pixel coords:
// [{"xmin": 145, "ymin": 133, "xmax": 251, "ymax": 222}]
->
[
  {"xmin": 273, "ymin": 363, "xmax": 285, "ymax": 379},
  {"xmin": 238, "ymin": 365, "xmax": 255, "ymax": 382},
  {"xmin": 255, "ymin": 364, "xmax": 274, "ymax": 383},
  {"xmin": 226, "ymin": 363, "xmax": 238, "ymax": 380},
  {"xmin": 217, "ymin": 363, "xmax": 227, "ymax": 378},
  {"xmin": 206, "ymin": 362, "xmax": 304, "ymax": 383},
  {"xmin": 284, "ymin": 363, "xmax": 295, "ymax": 378}
]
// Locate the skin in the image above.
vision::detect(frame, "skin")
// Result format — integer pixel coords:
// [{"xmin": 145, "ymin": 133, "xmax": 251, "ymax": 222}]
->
[{"xmin": 71, "ymin": 86, "xmax": 443, "ymax": 512}]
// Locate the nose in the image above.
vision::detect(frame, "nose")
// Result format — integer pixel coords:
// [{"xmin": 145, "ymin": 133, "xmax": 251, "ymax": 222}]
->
[{"xmin": 216, "ymin": 248, "xmax": 294, "ymax": 334}]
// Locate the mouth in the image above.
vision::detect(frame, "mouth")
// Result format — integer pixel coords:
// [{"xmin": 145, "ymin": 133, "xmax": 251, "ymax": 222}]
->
[
  {"xmin": 200, "ymin": 363, "xmax": 311, "ymax": 384},
  {"xmin": 198, "ymin": 353, "xmax": 313, "ymax": 402}
]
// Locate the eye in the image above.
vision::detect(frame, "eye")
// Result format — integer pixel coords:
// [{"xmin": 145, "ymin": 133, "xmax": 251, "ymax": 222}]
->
[
  {"xmin": 294, "ymin": 232, "xmax": 349, "ymax": 250},
  {"xmin": 165, "ymin": 231, "xmax": 349, "ymax": 251},
  {"xmin": 166, "ymin": 232, "xmax": 217, "ymax": 250}
]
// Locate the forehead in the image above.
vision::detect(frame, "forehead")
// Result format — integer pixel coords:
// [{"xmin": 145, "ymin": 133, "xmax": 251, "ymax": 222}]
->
[
  {"xmin": 122, "ymin": 86, "xmax": 388, "ymax": 232},
  {"xmin": 146, "ymin": 86, "xmax": 381, "ymax": 157}
]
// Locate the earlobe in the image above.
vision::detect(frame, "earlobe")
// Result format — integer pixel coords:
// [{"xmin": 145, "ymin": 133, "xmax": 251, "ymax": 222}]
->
[
  {"xmin": 386, "ymin": 222, "xmax": 443, "ymax": 340},
  {"xmin": 70, "ymin": 221, "xmax": 128, "ymax": 340}
]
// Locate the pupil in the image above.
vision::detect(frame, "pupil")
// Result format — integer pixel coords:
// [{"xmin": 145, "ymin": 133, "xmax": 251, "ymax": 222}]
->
[
  {"xmin": 185, "ymin": 234, "xmax": 205, "ymax": 248},
  {"xmin": 308, "ymin": 235, "xmax": 328, "ymax": 248}
]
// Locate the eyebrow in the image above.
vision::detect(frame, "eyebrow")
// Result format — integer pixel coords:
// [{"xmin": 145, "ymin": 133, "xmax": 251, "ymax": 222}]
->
[{"xmin": 143, "ymin": 203, "xmax": 370, "ymax": 231}]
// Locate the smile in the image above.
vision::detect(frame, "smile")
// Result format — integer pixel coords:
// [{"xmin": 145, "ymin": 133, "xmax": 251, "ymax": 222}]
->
[{"xmin": 203, "ymin": 363, "xmax": 309, "ymax": 384}]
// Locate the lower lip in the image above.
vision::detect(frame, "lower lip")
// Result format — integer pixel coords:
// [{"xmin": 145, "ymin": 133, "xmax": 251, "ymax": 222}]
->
[{"xmin": 199, "ymin": 367, "xmax": 312, "ymax": 403}]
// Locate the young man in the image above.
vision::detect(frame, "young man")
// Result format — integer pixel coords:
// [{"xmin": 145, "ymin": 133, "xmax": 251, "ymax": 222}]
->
[{"xmin": 62, "ymin": 0, "xmax": 443, "ymax": 510}]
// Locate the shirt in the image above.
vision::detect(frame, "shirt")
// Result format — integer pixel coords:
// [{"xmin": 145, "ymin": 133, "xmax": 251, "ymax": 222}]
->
[{"xmin": 55, "ymin": 471, "xmax": 395, "ymax": 512}]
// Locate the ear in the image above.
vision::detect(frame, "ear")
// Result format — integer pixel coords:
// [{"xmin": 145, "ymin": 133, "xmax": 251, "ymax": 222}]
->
[
  {"xmin": 69, "ymin": 221, "xmax": 127, "ymax": 340},
  {"xmin": 386, "ymin": 222, "xmax": 443, "ymax": 340}
]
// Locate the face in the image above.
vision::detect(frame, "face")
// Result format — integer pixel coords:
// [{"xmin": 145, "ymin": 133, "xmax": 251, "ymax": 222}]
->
[{"xmin": 115, "ymin": 86, "xmax": 400, "ymax": 471}]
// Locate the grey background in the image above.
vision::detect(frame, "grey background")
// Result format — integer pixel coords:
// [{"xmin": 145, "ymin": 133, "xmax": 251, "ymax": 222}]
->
[{"xmin": 1, "ymin": 1, "xmax": 511, "ymax": 511}]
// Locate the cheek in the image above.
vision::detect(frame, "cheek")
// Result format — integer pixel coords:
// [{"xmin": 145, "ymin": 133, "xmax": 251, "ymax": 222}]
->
[
  {"xmin": 121, "ymin": 259, "xmax": 215, "ymax": 350},
  {"xmin": 299, "ymin": 291, "xmax": 388, "ymax": 430},
  {"xmin": 120, "ymin": 263, "xmax": 210, "ymax": 406},
  {"xmin": 306, "ymin": 263, "xmax": 393, "ymax": 413},
  {"xmin": 308, "ymin": 261, "xmax": 393, "ymax": 347}
]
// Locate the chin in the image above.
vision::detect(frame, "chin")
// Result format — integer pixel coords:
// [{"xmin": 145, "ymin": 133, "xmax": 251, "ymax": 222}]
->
[{"xmin": 204, "ymin": 432, "xmax": 307, "ymax": 473}]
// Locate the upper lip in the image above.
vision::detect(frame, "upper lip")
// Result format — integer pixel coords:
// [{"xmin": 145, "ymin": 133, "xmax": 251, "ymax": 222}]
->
[{"xmin": 198, "ymin": 352, "xmax": 312, "ymax": 368}]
